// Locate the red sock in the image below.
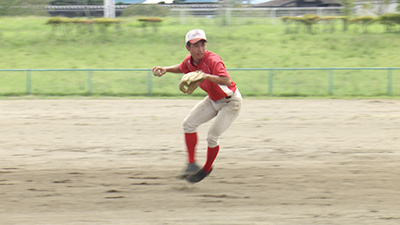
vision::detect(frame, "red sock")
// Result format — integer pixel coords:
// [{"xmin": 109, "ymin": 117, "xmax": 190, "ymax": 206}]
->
[
  {"xmin": 203, "ymin": 146, "xmax": 219, "ymax": 173},
  {"xmin": 185, "ymin": 133, "xmax": 197, "ymax": 163}
]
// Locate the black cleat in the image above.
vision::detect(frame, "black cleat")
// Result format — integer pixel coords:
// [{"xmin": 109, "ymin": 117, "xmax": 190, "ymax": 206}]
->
[
  {"xmin": 178, "ymin": 163, "xmax": 200, "ymax": 179},
  {"xmin": 186, "ymin": 168, "xmax": 212, "ymax": 183}
]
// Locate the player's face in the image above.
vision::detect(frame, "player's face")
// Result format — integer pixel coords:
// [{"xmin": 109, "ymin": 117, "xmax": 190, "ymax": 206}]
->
[{"xmin": 187, "ymin": 41, "xmax": 206, "ymax": 65}]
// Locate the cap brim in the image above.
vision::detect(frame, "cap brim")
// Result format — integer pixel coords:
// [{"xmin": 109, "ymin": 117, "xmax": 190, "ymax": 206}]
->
[{"xmin": 189, "ymin": 38, "xmax": 207, "ymax": 44}]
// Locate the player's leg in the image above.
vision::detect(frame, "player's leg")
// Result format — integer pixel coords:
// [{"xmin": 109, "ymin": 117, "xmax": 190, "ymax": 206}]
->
[
  {"xmin": 180, "ymin": 96, "xmax": 217, "ymax": 178},
  {"xmin": 187, "ymin": 92, "xmax": 242, "ymax": 183},
  {"xmin": 204, "ymin": 93, "xmax": 242, "ymax": 172},
  {"xmin": 183, "ymin": 96, "xmax": 217, "ymax": 135}
]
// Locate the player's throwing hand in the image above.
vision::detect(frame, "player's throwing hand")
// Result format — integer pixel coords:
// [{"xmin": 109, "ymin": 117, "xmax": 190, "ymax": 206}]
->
[{"xmin": 152, "ymin": 67, "xmax": 166, "ymax": 77}]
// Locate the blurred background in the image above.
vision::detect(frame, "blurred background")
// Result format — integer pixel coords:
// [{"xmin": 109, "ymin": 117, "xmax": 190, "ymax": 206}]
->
[
  {"xmin": 0, "ymin": 0, "xmax": 399, "ymax": 97},
  {"xmin": 1, "ymin": 0, "xmax": 398, "ymax": 20}
]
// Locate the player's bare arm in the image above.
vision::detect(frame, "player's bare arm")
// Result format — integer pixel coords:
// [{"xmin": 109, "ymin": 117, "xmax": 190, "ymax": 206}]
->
[
  {"xmin": 204, "ymin": 74, "xmax": 231, "ymax": 86},
  {"xmin": 153, "ymin": 65, "xmax": 230, "ymax": 86},
  {"xmin": 152, "ymin": 64, "xmax": 182, "ymax": 77}
]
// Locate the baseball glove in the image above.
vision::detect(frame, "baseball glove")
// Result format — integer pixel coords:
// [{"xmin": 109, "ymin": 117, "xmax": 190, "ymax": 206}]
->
[{"xmin": 179, "ymin": 71, "xmax": 206, "ymax": 95}]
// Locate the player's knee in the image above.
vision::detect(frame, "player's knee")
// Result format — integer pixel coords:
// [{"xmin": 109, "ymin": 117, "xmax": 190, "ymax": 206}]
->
[
  {"xmin": 207, "ymin": 132, "xmax": 219, "ymax": 148},
  {"xmin": 183, "ymin": 118, "xmax": 197, "ymax": 133}
]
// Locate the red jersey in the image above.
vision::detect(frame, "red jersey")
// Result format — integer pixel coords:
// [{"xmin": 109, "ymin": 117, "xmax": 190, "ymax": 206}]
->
[{"xmin": 179, "ymin": 50, "xmax": 237, "ymax": 101}]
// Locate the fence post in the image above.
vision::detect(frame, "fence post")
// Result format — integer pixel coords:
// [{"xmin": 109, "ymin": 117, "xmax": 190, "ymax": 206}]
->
[
  {"xmin": 26, "ymin": 69, "xmax": 31, "ymax": 95},
  {"xmin": 271, "ymin": 9, "xmax": 277, "ymax": 24},
  {"xmin": 225, "ymin": 8, "xmax": 231, "ymax": 26},
  {"xmin": 88, "ymin": 70, "xmax": 93, "ymax": 95},
  {"xmin": 147, "ymin": 71, "xmax": 153, "ymax": 95},
  {"xmin": 387, "ymin": 68, "xmax": 393, "ymax": 96},
  {"xmin": 180, "ymin": 9, "xmax": 185, "ymax": 25},
  {"xmin": 268, "ymin": 69, "xmax": 274, "ymax": 95},
  {"xmin": 328, "ymin": 69, "xmax": 334, "ymax": 95},
  {"xmin": 317, "ymin": 7, "xmax": 323, "ymax": 17}
]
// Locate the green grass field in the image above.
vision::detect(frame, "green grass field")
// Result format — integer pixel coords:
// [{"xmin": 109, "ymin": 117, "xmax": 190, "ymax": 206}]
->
[{"xmin": 0, "ymin": 16, "xmax": 400, "ymax": 97}]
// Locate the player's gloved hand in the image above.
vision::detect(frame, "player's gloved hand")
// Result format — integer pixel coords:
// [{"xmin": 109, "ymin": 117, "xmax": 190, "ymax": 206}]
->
[{"xmin": 179, "ymin": 70, "xmax": 206, "ymax": 95}]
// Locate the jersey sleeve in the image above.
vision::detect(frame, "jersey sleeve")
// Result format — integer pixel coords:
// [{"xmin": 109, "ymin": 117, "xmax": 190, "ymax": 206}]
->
[
  {"xmin": 212, "ymin": 61, "xmax": 229, "ymax": 77},
  {"xmin": 179, "ymin": 55, "xmax": 191, "ymax": 74}
]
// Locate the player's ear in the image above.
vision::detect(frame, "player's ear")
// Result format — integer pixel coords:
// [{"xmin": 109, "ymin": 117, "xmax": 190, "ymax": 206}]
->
[{"xmin": 186, "ymin": 44, "xmax": 190, "ymax": 51}]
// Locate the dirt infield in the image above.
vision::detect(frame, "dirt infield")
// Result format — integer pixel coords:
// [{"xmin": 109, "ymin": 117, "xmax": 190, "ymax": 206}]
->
[{"xmin": 1, "ymin": 99, "xmax": 400, "ymax": 225}]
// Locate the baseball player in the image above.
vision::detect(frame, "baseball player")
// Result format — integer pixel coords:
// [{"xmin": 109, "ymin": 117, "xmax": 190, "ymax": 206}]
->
[{"xmin": 152, "ymin": 29, "xmax": 242, "ymax": 183}]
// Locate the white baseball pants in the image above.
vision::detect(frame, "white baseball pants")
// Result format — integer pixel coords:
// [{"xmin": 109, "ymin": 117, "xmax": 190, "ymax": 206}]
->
[{"xmin": 183, "ymin": 90, "xmax": 242, "ymax": 148}]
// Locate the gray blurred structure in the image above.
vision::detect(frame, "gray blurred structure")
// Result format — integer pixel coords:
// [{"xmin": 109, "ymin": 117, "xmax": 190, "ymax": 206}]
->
[
  {"xmin": 42, "ymin": 1, "xmax": 398, "ymax": 19},
  {"xmin": 104, "ymin": 0, "xmax": 115, "ymax": 18}
]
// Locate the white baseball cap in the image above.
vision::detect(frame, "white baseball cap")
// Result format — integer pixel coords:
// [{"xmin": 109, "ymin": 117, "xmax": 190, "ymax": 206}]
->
[{"xmin": 185, "ymin": 29, "xmax": 207, "ymax": 45}]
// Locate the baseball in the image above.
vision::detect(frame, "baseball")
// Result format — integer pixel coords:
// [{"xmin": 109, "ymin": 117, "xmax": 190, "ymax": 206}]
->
[{"xmin": 153, "ymin": 69, "xmax": 162, "ymax": 77}]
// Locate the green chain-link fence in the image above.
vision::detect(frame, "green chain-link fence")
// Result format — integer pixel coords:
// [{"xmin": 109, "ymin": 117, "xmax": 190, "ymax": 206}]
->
[{"xmin": 0, "ymin": 68, "xmax": 399, "ymax": 97}]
